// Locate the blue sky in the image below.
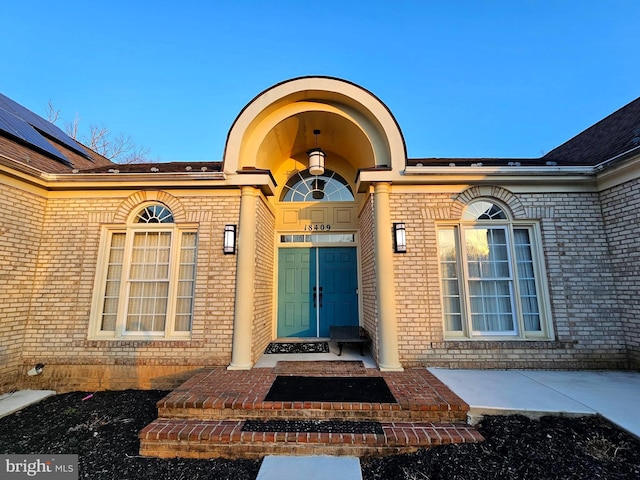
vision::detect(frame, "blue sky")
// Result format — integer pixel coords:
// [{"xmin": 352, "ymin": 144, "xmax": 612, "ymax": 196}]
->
[{"xmin": 2, "ymin": 1, "xmax": 638, "ymax": 162}]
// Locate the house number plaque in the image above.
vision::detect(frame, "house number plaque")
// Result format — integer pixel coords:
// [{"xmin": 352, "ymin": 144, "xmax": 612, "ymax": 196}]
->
[{"xmin": 304, "ymin": 224, "xmax": 332, "ymax": 231}]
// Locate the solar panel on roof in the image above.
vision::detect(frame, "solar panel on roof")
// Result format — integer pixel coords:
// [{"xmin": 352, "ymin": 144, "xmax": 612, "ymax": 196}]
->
[
  {"xmin": 0, "ymin": 107, "xmax": 72, "ymax": 165},
  {"xmin": 0, "ymin": 93, "xmax": 89, "ymax": 159}
]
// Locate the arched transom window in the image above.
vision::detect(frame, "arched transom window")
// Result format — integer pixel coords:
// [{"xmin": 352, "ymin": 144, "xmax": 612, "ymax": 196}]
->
[
  {"xmin": 462, "ymin": 200, "xmax": 508, "ymax": 220},
  {"xmin": 281, "ymin": 169, "xmax": 354, "ymax": 202},
  {"xmin": 437, "ymin": 199, "xmax": 551, "ymax": 340},
  {"xmin": 135, "ymin": 204, "xmax": 175, "ymax": 223},
  {"xmin": 90, "ymin": 203, "xmax": 197, "ymax": 340}
]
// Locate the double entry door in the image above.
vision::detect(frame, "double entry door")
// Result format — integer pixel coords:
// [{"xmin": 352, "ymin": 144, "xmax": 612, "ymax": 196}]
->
[{"xmin": 277, "ymin": 247, "xmax": 358, "ymax": 338}]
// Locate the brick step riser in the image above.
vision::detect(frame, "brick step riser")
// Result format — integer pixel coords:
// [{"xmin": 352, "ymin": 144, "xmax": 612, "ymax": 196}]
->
[
  {"xmin": 158, "ymin": 407, "xmax": 467, "ymax": 423},
  {"xmin": 140, "ymin": 424, "xmax": 483, "ymax": 460},
  {"xmin": 140, "ymin": 441, "xmax": 444, "ymax": 459}
]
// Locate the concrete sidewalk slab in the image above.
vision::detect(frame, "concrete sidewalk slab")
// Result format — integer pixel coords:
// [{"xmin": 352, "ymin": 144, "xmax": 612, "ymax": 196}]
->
[
  {"xmin": 429, "ymin": 368, "xmax": 640, "ymax": 438},
  {"xmin": 428, "ymin": 368, "xmax": 594, "ymax": 417},
  {"xmin": 0, "ymin": 390, "xmax": 56, "ymax": 418},
  {"xmin": 521, "ymin": 370, "xmax": 640, "ymax": 436},
  {"xmin": 256, "ymin": 455, "xmax": 362, "ymax": 480}
]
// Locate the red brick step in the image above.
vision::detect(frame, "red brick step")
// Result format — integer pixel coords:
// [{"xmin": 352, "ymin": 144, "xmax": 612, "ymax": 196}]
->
[
  {"xmin": 139, "ymin": 366, "xmax": 483, "ymax": 459},
  {"xmin": 155, "ymin": 367, "xmax": 469, "ymax": 423},
  {"xmin": 139, "ymin": 418, "xmax": 484, "ymax": 459}
]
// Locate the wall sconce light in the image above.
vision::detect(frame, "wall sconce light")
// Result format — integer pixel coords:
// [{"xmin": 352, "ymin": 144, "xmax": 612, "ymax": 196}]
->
[
  {"xmin": 223, "ymin": 225, "xmax": 237, "ymax": 254},
  {"xmin": 307, "ymin": 129, "xmax": 325, "ymax": 176},
  {"xmin": 393, "ymin": 223, "xmax": 406, "ymax": 253}
]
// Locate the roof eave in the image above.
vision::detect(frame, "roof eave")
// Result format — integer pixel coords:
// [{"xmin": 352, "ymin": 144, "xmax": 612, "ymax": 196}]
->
[
  {"xmin": 45, "ymin": 170, "xmax": 277, "ymax": 196},
  {"xmin": 403, "ymin": 165, "xmax": 595, "ymax": 176}
]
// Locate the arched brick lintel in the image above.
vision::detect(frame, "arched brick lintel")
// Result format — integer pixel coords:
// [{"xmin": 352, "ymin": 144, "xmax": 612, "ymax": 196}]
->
[
  {"xmin": 451, "ymin": 186, "xmax": 526, "ymax": 220},
  {"xmin": 113, "ymin": 191, "xmax": 187, "ymax": 223}
]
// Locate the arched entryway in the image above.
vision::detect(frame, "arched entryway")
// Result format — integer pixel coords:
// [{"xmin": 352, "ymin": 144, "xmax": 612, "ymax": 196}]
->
[{"xmin": 224, "ymin": 77, "xmax": 406, "ymax": 371}]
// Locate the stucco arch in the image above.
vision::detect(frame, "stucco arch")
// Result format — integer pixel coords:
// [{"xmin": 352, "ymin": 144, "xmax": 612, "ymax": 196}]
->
[{"xmin": 223, "ymin": 77, "xmax": 407, "ymax": 178}]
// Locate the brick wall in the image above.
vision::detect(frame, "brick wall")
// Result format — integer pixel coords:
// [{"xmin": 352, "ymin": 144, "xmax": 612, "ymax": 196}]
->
[
  {"xmin": 0, "ymin": 183, "xmax": 46, "ymax": 392},
  {"xmin": 358, "ymin": 195, "xmax": 379, "ymax": 363},
  {"xmin": 600, "ymin": 176, "xmax": 640, "ymax": 368},
  {"xmin": 390, "ymin": 193, "xmax": 449, "ymax": 366},
  {"xmin": 16, "ymin": 190, "xmax": 241, "ymax": 393},
  {"xmin": 252, "ymin": 195, "xmax": 275, "ymax": 362},
  {"xmin": 389, "ymin": 188, "xmax": 628, "ymax": 369},
  {"xmin": 531, "ymin": 192, "xmax": 624, "ymax": 367},
  {"xmin": 4, "ymin": 175, "xmax": 636, "ymax": 394}
]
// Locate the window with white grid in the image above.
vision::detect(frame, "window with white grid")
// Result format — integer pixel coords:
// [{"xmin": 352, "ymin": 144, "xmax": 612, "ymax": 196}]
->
[
  {"xmin": 90, "ymin": 203, "xmax": 197, "ymax": 340},
  {"xmin": 437, "ymin": 200, "xmax": 551, "ymax": 340}
]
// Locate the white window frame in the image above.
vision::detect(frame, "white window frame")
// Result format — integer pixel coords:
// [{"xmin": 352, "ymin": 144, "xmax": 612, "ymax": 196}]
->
[
  {"xmin": 437, "ymin": 204, "xmax": 553, "ymax": 341},
  {"xmin": 89, "ymin": 212, "xmax": 197, "ymax": 341}
]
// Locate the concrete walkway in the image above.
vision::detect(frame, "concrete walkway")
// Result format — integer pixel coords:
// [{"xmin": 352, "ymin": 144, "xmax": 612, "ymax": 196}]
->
[
  {"xmin": 256, "ymin": 455, "xmax": 362, "ymax": 480},
  {"xmin": 429, "ymin": 368, "xmax": 640, "ymax": 438},
  {"xmin": 0, "ymin": 390, "xmax": 56, "ymax": 418}
]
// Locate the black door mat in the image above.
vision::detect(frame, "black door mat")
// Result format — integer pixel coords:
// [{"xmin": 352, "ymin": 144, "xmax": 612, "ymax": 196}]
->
[
  {"xmin": 241, "ymin": 419, "xmax": 384, "ymax": 434},
  {"xmin": 264, "ymin": 375, "xmax": 397, "ymax": 403},
  {"xmin": 264, "ymin": 342, "xmax": 329, "ymax": 354}
]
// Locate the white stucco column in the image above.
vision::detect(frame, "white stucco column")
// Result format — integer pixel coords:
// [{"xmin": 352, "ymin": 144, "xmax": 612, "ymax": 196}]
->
[
  {"xmin": 228, "ymin": 186, "xmax": 258, "ymax": 370},
  {"xmin": 373, "ymin": 182, "xmax": 404, "ymax": 371}
]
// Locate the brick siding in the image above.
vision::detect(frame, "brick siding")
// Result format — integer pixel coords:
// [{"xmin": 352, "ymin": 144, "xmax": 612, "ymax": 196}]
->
[
  {"xmin": 389, "ymin": 188, "xmax": 628, "ymax": 369},
  {"xmin": 358, "ymin": 195, "xmax": 379, "ymax": 363},
  {"xmin": 2, "ymin": 176, "xmax": 638, "ymax": 394},
  {"xmin": 0, "ymin": 183, "xmax": 46, "ymax": 392},
  {"xmin": 600, "ymin": 177, "xmax": 640, "ymax": 368},
  {"xmin": 11, "ymin": 190, "xmax": 241, "ymax": 393},
  {"xmin": 252, "ymin": 195, "xmax": 275, "ymax": 362}
]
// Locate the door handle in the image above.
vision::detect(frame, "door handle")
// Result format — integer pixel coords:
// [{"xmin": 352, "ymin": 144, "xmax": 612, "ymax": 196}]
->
[
  {"xmin": 319, "ymin": 286, "xmax": 323, "ymax": 308},
  {"xmin": 313, "ymin": 286, "xmax": 317, "ymax": 308}
]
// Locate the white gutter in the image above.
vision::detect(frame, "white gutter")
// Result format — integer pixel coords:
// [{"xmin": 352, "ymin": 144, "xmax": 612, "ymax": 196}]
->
[
  {"xmin": 593, "ymin": 145, "xmax": 640, "ymax": 172},
  {"xmin": 403, "ymin": 165, "xmax": 595, "ymax": 176},
  {"xmin": 43, "ymin": 171, "xmax": 226, "ymax": 182}
]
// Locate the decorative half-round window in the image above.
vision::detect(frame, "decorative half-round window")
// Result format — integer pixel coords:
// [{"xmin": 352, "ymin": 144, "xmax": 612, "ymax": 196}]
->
[
  {"xmin": 134, "ymin": 204, "xmax": 175, "ymax": 223},
  {"xmin": 280, "ymin": 169, "xmax": 354, "ymax": 202},
  {"xmin": 462, "ymin": 200, "xmax": 509, "ymax": 220}
]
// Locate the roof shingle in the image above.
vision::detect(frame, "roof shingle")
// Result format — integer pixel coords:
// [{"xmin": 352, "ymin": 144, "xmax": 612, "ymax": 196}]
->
[{"xmin": 542, "ymin": 97, "xmax": 640, "ymax": 167}]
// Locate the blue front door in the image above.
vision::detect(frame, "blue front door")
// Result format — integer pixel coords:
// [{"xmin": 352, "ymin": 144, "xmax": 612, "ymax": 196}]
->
[{"xmin": 277, "ymin": 247, "xmax": 358, "ymax": 338}]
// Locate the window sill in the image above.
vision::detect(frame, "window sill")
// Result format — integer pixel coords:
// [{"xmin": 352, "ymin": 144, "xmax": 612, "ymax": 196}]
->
[
  {"xmin": 444, "ymin": 335, "xmax": 549, "ymax": 341},
  {"xmin": 440, "ymin": 339, "xmax": 576, "ymax": 349},
  {"xmin": 86, "ymin": 337, "xmax": 201, "ymax": 348}
]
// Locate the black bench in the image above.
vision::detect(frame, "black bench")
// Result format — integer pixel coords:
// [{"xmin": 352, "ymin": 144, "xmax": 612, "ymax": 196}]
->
[{"xmin": 329, "ymin": 326, "xmax": 369, "ymax": 356}]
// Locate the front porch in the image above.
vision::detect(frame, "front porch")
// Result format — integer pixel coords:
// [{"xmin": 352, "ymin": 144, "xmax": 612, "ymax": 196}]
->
[{"xmin": 139, "ymin": 348, "xmax": 483, "ymax": 459}]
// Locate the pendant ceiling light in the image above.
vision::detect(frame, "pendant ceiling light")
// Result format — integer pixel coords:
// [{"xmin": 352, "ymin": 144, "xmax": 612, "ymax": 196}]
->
[{"xmin": 307, "ymin": 129, "xmax": 325, "ymax": 176}]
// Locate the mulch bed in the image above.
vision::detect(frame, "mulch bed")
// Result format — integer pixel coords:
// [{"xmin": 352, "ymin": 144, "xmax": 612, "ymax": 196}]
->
[
  {"xmin": 361, "ymin": 414, "xmax": 640, "ymax": 479},
  {"xmin": 264, "ymin": 375, "xmax": 397, "ymax": 403},
  {"xmin": 242, "ymin": 419, "xmax": 384, "ymax": 434},
  {"xmin": 1, "ymin": 390, "xmax": 639, "ymax": 479},
  {"xmin": 264, "ymin": 342, "xmax": 329, "ymax": 354},
  {"xmin": 0, "ymin": 390, "xmax": 260, "ymax": 480}
]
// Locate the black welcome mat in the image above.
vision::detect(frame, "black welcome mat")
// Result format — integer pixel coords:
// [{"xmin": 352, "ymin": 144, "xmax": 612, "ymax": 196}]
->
[
  {"xmin": 242, "ymin": 419, "xmax": 384, "ymax": 434},
  {"xmin": 264, "ymin": 342, "xmax": 329, "ymax": 354},
  {"xmin": 264, "ymin": 375, "xmax": 397, "ymax": 403}
]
